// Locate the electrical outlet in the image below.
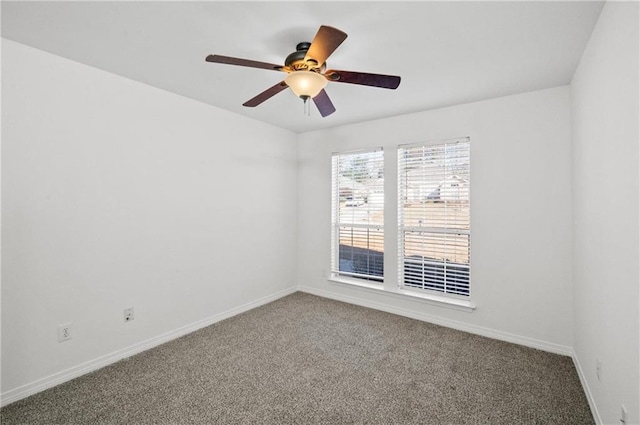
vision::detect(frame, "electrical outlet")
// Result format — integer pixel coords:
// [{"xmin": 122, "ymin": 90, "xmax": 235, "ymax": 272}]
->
[
  {"xmin": 124, "ymin": 307, "xmax": 134, "ymax": 322},
  {"xmin": 596, "ymin": 359, "xmax": 602, "ymax": 381},
  {"xmin": 620, "ymin": 404, "xmax": 628, "ymax": 424},
  {"xmin": 58, "ymin": 323, "xmax": 73, "ymax": 342}
]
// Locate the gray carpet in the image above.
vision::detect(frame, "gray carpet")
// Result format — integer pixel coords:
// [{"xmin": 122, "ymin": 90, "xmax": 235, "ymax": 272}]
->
[{"xmin": 1, "ymin": 292, "xmax": 593, "ymax": 424}]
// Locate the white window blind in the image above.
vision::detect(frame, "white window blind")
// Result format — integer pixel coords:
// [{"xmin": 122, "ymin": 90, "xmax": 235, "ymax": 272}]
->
[
  {"xmin": 331, "ymin": 149, "xmax": 384, "ymax": 282},
  {"xmin": 398, "ymin": 138, "xmax": 470, "ymax": 296}
]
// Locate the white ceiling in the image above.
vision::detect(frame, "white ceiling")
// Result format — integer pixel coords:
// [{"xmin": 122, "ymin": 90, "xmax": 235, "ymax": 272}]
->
[{"xmin": 2, "ymin": 1, "xmax": 604, "ymax": 133}]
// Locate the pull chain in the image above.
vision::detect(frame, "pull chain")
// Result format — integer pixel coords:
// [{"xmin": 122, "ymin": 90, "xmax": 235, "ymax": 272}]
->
[{"xmin": 301, "ymin": 95, "xmax": 311, "ymax": 116}]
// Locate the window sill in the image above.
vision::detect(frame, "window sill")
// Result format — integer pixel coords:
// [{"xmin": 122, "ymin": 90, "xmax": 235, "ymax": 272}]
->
[
  {"xmin": 328, "ymin": 275, "xmax": 384, "ymax": 292},
  {"xmin": 327, "ymin": 276, "xmax": 476, "ymax": 312}
]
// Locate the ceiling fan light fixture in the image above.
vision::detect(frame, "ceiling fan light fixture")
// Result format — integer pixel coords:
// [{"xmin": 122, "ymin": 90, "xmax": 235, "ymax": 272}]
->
[
  {"xmin": 284, "ymin": 71, "xmax": 327, "ymax": 99},
  {"xmin": 207, "ymin": 25, "xmax": 401, "ymax": 118}
]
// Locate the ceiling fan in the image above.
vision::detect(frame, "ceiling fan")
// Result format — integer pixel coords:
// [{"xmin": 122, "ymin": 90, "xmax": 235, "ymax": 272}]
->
[{"xmin": 205, "ymin": 25, "xmax": 401, "ymax": 117}]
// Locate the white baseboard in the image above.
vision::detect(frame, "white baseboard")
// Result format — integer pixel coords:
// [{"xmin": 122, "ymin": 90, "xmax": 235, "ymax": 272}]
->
[
  {"xmin": 572, "ymin": 352, "xmax": 602, "ymax": 425},
  {"xmin": 298, "ymin": 285, "xmax": 573, "ymax": 357},
  {"xmin": 0, "ymin": 286, "xmax": 297, "ymax": 407}
]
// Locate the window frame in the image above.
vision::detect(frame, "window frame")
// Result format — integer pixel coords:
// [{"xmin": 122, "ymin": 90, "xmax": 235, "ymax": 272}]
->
[
  {"xmin": 397, "ymin": 137, "xmax": 471, "ymax": 299},
  {"xmin": 330, "ymin": 148, "xmax": 385, "ymax": 284}
]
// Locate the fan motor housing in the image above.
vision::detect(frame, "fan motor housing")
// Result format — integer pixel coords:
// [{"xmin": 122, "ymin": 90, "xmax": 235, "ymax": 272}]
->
[{"xmin": 285, "ymin": 42, "xmax": 325, "ymax": 72}]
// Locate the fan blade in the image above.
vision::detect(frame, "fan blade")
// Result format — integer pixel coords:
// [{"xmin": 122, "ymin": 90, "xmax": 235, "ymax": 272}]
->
[
  {"xmin": 313, "ymin": 89, "xmax": 336, "ymax": 117},
  {"xmin": 206, "ymin": 55, "xmax": 285, "ymax": 72},
  {"xmin": 243, "ymin": 81, "xmax": 289, "ymax": 107},
  {"xmin": 304, "ymin": 26, "xmax": 348, "ymax": 66},
  {"xmin": 325, "ymin": 70, "xmax": 401, "ymax": 89}
]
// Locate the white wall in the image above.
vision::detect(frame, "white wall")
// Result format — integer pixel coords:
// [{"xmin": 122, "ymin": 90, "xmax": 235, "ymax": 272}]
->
[
  {"xmin": 571, "ymin": 2, "xmax": 640, "ymax": 424},
  {"xmin": 1, "ymin": 40, "xmax": 298, "ymax": 401},
  {"xmin": 297, "ymin": 86, "xmax": 574, "ymax": 354}
]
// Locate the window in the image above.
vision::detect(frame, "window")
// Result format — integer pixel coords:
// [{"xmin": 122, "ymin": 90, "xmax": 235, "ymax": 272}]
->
[
  {"xmin": 331, "ymin": 149, "xmax": 384, "ymax": 282},
  {"xmin": 398, "ymin": 138, "xmax": 470, "ymax": 296}
]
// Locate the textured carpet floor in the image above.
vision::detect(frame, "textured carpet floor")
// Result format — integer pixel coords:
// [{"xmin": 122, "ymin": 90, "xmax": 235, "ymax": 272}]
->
[{"xmin": 1, "ymin": 292, "xmax": 593, "ymax": 424}]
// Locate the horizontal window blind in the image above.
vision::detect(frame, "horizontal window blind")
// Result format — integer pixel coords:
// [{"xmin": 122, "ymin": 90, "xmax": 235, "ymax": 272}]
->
[
  {"xmin": 398, "ymin": 138, "xmax": 470, "ymax": 296},
  {"xmin": 331, "ymin": 149, "xmax": 384, "ymax": 282}
]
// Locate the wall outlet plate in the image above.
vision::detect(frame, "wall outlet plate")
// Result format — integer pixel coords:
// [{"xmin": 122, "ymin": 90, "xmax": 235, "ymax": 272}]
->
[
  {"xmin": 124, "ymin": 307, "xmax": 134, "ymax": 322},
  {"xmin": 58, "ymin": 323, "xmax": 73, "ymax": 342}
]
